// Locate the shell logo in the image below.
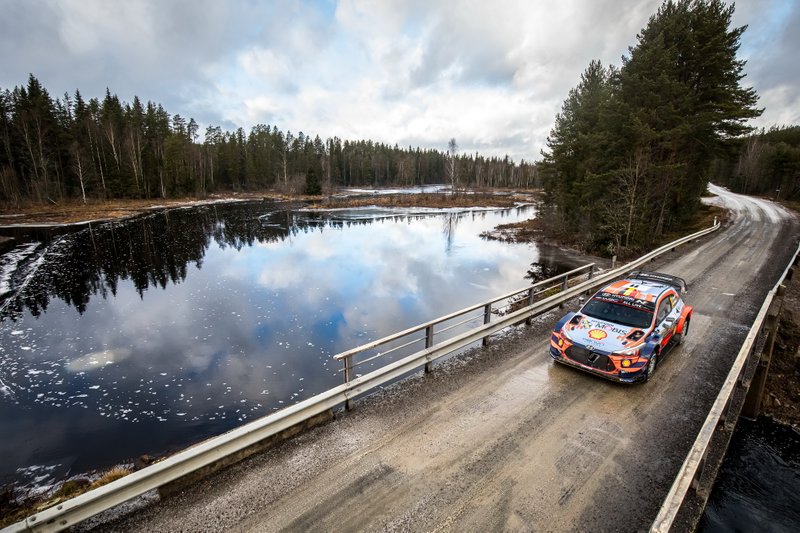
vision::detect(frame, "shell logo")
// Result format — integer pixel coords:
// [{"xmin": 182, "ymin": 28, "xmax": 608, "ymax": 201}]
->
[{"xmin": 588, "ymin": 329, "xmax": 608, "ymax": 341}]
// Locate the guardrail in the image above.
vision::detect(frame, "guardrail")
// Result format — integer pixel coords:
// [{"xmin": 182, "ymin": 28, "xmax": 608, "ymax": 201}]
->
[
  {"xmin": 333, "ymin": 263, "xmax": 597, "ymax": 409},
  {"xmin": 650, "ymin": 239, "xmax": 800, "ymax": 533},
  {"xmin": 3, "ymin": 219, "xmax": 720, "ymax": 533}
]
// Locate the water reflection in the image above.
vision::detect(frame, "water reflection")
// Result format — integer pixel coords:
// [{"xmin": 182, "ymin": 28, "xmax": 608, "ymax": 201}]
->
[
  {"xmin": 5, "ymin": 202, "xmax": 479, "ymax": 320},
  {"xmin": 0, "ymin": 201, "xmax": 579, "ymax": 487}
]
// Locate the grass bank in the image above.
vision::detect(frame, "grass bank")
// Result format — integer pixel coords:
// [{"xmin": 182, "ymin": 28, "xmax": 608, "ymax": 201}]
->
[{"xmin": 307, "ymin": 191, "xmax": 535, "ymax": 210}]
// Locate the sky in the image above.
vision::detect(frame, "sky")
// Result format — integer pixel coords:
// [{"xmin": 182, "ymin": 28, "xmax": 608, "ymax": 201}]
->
[{"xmin": 1, "ymin": 0, "xmax": 797, "ymax": 162}]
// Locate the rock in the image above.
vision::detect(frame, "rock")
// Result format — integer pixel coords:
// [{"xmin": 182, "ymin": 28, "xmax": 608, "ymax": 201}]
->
[{"xmin": 135, "ymin": 454, "xmax": 155, "ymax": 469}]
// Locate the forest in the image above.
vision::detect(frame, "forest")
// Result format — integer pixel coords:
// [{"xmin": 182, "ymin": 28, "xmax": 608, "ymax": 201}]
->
[
  {"xmin": 0, "ymin": 77, "xmax": 537, "ymax": 206},
  {"xmin": 540, "ymin": 0, "xmax": 778, "ymax": 254},
  {"xmin": 710, "ymin": 125, "xmax": 800, "ymax": 201}
]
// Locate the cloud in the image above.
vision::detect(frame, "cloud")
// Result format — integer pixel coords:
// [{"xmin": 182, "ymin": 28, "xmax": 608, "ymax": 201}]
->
[
  {"xmin": 733, "ymin": 0, "xmax": 800, "ymax": 127},
  {"xmin": 0, "ymin": 0, "xmax": 796, "ymax": 162}
]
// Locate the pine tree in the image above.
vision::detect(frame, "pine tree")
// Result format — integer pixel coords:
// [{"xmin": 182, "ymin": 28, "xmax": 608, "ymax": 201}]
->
[
  {"xmin": 542, "ymin": 60, "xmax": 612, "ymax": 232},
  {"xmin": 304, "ymin": 166, "xmax": 322, "ymax": 195},
  {"xmin": 543, "ymin": 0, "xmax": 762, "ymax": 252}
]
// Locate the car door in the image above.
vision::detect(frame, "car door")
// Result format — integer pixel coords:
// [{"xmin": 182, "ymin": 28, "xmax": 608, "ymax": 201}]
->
[{"xmin": 655, "ymin": 293, "xmax": 676, "ymax": 346}]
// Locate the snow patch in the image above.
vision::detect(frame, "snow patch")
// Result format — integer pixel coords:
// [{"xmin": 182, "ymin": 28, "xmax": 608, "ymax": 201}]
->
[{"xmin": 0, "ymin": 242, "xmax": 40, "ymax": 298}]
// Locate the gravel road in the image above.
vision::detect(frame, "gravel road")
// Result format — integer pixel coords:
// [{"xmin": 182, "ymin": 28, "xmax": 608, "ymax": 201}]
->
[{"xmin": 88, "ymin": 186, "xmax": 799, "ymax": 532}]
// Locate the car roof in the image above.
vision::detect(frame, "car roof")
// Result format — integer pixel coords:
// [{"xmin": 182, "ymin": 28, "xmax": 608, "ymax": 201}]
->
[
  {"xmin": 591, "ymin": 277, "xmax": 676, "ymax": 312},
  {"xmin": 600, "ymin": 278, "xmax": 674, "ymax": 303}
]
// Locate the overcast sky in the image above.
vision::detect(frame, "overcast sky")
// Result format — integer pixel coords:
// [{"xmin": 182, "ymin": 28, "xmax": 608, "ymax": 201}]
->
[{"xmin": 1, "ymin": 0, "xmax": 797, "ymax": 162}]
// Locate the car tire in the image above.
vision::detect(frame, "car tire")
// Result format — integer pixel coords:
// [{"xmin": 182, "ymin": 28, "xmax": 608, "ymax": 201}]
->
[
  {"xmin": 678, "ymin": 319, "xmax": 690, "ymax": 345},
  {"xmin": 645, "ymin": 351, "xmax": 658, "ymax": 382}
]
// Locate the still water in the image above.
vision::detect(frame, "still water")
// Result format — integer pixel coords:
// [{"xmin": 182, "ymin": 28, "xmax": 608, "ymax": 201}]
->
[
  {"xmin": 700, "ymin": 416, "xmax": 800, "ymax": 533},
  {"xmin": 0, "ymin": 200, "xmax": 581, "ymax": 491}
]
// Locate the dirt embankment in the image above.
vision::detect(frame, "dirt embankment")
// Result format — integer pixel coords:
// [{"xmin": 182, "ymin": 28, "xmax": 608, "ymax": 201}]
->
[
  {"xmin": 307, "ymin": 191, "xmax": 535, "ymax": 210},
  {"xmin": 0, "ymin": 194, "xmax": 278, "ymax": 226},
  {"xmin": 0, "ymin": 189, "xmax": 539, "ymax": 227},
  {"xmin": 763, "ymin": 268, "xmax": 800, "ymax": 427}
]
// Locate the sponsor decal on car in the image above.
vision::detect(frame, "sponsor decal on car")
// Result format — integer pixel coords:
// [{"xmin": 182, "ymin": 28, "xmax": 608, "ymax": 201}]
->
[
  {"xmin": 595, "ymin": 292, "xmax": 656, "ymax": 312},
  {"xmin": 588, "ymin": 329, "xmax": 608, "ymax": 340}
]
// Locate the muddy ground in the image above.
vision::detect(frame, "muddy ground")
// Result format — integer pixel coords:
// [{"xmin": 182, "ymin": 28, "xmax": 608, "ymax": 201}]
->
[{"xmin": 0, "ymin": 192, "xmax": 309, "ymax": 226}]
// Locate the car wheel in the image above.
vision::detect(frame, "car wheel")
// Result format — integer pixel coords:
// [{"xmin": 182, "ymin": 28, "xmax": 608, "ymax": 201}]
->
[
  {"xmin": 645, "ymin": 351, "xmax": 658, "ymax": 382},
  {"xmin": 678, "ymin": 319, "xmax": 690, "ymax": 345}
]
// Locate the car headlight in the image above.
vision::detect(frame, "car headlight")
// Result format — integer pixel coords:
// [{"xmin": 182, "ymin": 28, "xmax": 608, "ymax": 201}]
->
[
  {"xmin": 615, "ymin": 346, "xmax": 641, "ymax": 356},
  {"xmin": 615, "ymin": 346, "xmax": 641, "ymax": 368}
]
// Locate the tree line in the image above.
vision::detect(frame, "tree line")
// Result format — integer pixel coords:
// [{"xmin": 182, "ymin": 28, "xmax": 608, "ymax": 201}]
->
[
  {"xmin": 541, "ymin": 0, "xmax": 762, "ymax": 254},
  {"xmin": 0, "ymin": 76, "xmax": 538, "ymax": 206},
  {"xmin": 710, "ymin": 125, "xmax": 800, "ymax": 201}
]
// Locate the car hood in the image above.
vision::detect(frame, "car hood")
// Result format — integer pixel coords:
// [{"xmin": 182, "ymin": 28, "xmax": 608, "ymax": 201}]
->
[{"xmin": 561, "ymin": 314, "xmax": 647, "ymax": 353}]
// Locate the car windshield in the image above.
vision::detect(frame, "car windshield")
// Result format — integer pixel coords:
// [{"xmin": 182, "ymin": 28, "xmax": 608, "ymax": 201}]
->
[{"xmin": 581, "ymin": 297, "xmax": 654, "ymax": 329}]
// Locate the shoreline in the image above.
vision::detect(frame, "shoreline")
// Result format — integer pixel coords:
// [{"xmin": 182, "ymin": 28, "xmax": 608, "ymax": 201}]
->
[{"xmin": 0, "ymin": 188, "xmax": 540, "ymax": 229}]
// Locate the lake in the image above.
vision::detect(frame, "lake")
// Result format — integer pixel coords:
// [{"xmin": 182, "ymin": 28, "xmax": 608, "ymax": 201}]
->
[{"xmin": 0, "ymin": 199, "xmax": 583, "ymax": 492}]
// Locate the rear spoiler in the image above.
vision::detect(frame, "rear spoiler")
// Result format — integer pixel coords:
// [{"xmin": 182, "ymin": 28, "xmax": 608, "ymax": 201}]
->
[{"xmin": 627, "ymin": 271, "xmax": 687, "ymax": 294}]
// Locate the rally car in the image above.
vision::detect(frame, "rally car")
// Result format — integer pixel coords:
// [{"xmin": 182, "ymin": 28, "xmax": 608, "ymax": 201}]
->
[{"xmin": 549, "ymin": 271, "xmax": 691, "ymax": 383}]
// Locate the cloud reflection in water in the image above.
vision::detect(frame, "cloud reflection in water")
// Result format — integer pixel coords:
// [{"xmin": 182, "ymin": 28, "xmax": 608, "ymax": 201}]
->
[{"xmin": 0, "ymin": 201, "xmax": 578, "ymax": 485}]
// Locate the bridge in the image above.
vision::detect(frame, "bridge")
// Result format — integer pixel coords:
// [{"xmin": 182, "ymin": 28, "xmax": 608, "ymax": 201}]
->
[{"xmin": 5, "ymin": 185, "xmax": 798, "ymax": 532}]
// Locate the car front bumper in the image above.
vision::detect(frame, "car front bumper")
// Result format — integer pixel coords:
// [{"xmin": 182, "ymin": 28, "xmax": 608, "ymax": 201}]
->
[{"xmin": 549, "ymin": 346, "xmax": 646, "ymax": 384}]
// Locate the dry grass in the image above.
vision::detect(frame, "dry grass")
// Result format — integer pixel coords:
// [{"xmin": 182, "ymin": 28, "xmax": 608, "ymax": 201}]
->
[
  {"xmin": 0, "ymin": 194, "xmax": 277, "ymax": 225},
  {"xmin": 0, "ymin": 466, "xmax": 133, "ymax": 527},
  {"xmin": 89, "ymin": 466, "xmax": 132, "ymax": 490},
  {"xmin": 0, "ymin": 189, "xmax": 538, "ymax": 225}
]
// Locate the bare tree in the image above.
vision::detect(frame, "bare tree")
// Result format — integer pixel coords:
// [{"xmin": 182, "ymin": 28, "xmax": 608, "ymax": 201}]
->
[
  {"xmin": 736, "ymin": 133, "xmax": 766, "ymax": 194},
  {"xmin": 620, "ymin": 148, "xmax": 648, "ymax": 248},
  {"xmin": 70, "ymin": 141, "xmax": 87, "ymax": 203},
  {"xmin": 446, "ymin": 138, "xmax": 458, "ymax": 192}
]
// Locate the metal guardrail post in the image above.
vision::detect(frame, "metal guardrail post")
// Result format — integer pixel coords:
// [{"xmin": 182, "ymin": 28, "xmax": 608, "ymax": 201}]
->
[
  {"xmin": 424, "ymin": 325, "xmax": 434, "ymax": 373},
  {"xmin": 526, "ymin": 287, "xmax": 536, "ymax": 325},
  {"xmin": 741, "ymin": 285, "xmax": 785, "ymax": 418},
  {"xmin": 585, "ymin": 264, "xmax": 596, "ymax": 295},
  {"xmin": 690, "ymin": 449, "xmax": 707, "ymax": 491},
  {"xmin": 482, "ymin": 304, "xmax": 492, "ymax": 346},
  {"xmin": 559, "ymin": 273, "xmax": 569, "ymax": 309},
  {"xmin": 719, "ymin": 396, "xmax": 734, "ymax": 431},
  {"xmin": 344, "ymin": 355, "xmax": 353, "ymax": 411}
]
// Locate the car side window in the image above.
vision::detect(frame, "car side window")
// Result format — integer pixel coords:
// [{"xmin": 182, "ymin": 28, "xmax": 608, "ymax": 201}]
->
[{"xmin": 657, "ymin": 294, "xmax": 674, "ymax": 324}]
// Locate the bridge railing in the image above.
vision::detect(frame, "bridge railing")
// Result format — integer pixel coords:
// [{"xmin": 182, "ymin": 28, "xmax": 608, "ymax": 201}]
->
[
  {"xmin": 6, "ymin": 219, "xmax": 720, "ymax": 533},
  {"xmin": 332, "ymin": 263, "xmax": 596, "ymax": 408},
  {"xmin": 650, "ymin": 239, "xmax": 800, "ymax": 533}
]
